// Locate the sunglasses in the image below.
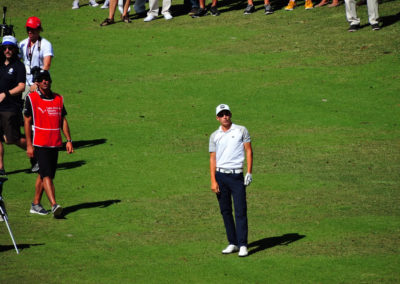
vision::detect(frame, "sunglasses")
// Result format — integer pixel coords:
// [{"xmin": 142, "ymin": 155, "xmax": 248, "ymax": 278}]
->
[
  {"xmin": 2, "ymin": 45, "xmax": 15, "ymax": 51},
  {"xmin": 217, "ymin": 110, "xmax": 231, "ymax": 117},
  {"xmin": 26, "ymin": 27, "xmax": 39, "ymax": 32}
]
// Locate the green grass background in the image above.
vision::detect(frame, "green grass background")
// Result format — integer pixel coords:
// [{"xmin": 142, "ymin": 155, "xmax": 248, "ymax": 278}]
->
[{"xmin": 0, "ymin": 0, "xmax": 399, "ymax": 282}]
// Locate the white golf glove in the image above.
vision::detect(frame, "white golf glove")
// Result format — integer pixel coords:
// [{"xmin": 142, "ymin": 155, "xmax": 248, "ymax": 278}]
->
[{"xmin": 244, "ymin": 173, "xmax": 252, "ymax": 186}]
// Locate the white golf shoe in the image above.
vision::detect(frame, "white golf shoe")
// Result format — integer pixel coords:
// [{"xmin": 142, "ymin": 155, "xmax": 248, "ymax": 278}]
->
[
  {"xmin": 144, "ymin": 14, "xmax": 156, "ymax": 22},
  {"xmin": 238, "ymin": 246, "xmax": 248, "ymax": 257},
  {"xmin": 72, "ymin": 0, "xmax": 79, "ymax": 9},
  {"xmin": 89, "ymin": 0, "xmax": 99, "ymax": 7},
  {"xmin": 222, "ymin": 244, "xmax": 239, "ymax": 254},
  {"xmin": 163, "ymin": 12, "xmax": 173, "ymax": 20}
]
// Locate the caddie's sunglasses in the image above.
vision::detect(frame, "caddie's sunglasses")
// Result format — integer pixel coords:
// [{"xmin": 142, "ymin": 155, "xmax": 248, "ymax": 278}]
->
[{"xmin": 217, "ymin": 110, "xmax": 231, "ymax": 117}]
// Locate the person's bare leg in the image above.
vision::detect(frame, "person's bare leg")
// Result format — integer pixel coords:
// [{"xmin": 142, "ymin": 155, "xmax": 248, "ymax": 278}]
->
[
  {"xmin": 33, "ymin": 175, "xmax": 44, "ymax": 205},
  {"xmin": 316, "ymin": 0, "xmax": 329, "ymax": 6},
  {"xmin": 42, "ymin": 176, "xmax": 57, "ymax": 206}
]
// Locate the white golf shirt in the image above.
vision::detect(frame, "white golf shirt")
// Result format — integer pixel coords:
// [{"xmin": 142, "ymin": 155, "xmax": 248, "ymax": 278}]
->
[
  {"xmin": 209, "ymin": 123, "xmax": 251, "ymax": 169},
  {"xmin": 19, "ymin": 37, "xmax": 54, "ymax": 85}
]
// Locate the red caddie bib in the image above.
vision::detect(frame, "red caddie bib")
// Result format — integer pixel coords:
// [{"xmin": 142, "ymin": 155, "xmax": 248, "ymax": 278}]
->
[{"xmin": 28, "ymin": 91, "xmax": 64, "ymax": 147}]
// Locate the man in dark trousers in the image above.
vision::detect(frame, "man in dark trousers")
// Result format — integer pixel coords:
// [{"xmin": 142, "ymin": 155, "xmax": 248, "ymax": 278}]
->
[
  {"xmin": 0, "ymin": 36, "xmax": 27, "ymax": 179},
  {"xmin": 209, "ymin": 104, "xmax": 253, "ymax": 257},
  {"xmin": 24, "ymin": 70, "xmax": 73, "ymax": 217}
]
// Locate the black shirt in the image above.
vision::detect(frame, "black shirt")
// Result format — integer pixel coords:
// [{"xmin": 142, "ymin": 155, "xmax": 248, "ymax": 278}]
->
[{"xmin": 0, "ymin": 59, "xmax": 26, "ymax": 112}]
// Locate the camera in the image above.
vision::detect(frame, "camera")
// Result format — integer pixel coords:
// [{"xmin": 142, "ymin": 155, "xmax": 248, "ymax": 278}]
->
[{"xmin": 0, "ymin": 7, "xmax": 14, "ymax": 37}]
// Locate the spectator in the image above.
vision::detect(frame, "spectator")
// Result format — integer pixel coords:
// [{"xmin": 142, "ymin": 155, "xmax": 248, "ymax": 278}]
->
[
  {"xmin": 243, "ymin": 0, "xmax": 273, "ymax": 15},
  {"xmin": 143, "ymin": 0, "xmax": 173, "ymax": 21},
  {"xmin": 19, "ymin": 17, "xmax": 54, "ymax": 99},
  {"xmin": 72, "ymin": 0, "xmax": 99, "ymax": 9},
  {"xmin": 100, "ymin": 0, "xmax": 132, "ymax": 26},
  {"xmin": 192, "ymin": 0, "xmax": 220, "ymax": 17},
  {"xmin": 345, "ymin": 0, "xmax": 379, "ymax": 31},
  {"xmin": 0, "ymin": 36, "xmax": 27, "ymax": 179},
  {"xmin": 285, "ymin": 0, "xmax": 313, "ymax": 10}
]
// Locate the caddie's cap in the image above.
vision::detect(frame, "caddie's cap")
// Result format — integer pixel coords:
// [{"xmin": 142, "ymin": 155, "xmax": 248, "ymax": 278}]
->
[
  {"xmin": 35, "ymin": 70, "xmax": 52, "ymax": 82},
  {"xmin": 216, "ymin": 104, "xmax": 231, "ymax": 115},
  {"xmin": 2, "ymin": 35, "xmax": 18, "ymax": 46}
]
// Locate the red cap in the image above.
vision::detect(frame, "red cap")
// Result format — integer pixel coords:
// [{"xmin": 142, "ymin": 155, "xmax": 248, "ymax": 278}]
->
[{"xmin": 26, "ymin": 17, "xmax": 42, "ymax": 29}]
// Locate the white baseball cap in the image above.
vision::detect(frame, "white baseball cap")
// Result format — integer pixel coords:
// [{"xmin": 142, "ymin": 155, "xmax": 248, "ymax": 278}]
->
[
  {"xmin": 216, "ymin": 104, "xmax": 231, "ymax": 115},
  {"xmin": 2, "ymin": 35, "xmax": 17, "ymax": 46}
]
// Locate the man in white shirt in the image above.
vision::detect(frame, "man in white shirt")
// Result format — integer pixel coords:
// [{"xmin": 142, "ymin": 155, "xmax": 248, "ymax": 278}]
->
[
  {"xmin": 209, "ymin": 104, "xmax": 253, "ymax": 257},
  {"xmin": 19, "ymin": 17, "xmax": 54, "ymax": 98}
]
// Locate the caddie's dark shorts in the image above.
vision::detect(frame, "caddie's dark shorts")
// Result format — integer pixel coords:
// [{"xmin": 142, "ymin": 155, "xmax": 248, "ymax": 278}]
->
[
  {"xmin": 34, "ymin": 147, "xmax": 59, "ymax": 179},
  {"xmin": 0, "ymin": 111, "xmax": 22, "ymax": 143}
]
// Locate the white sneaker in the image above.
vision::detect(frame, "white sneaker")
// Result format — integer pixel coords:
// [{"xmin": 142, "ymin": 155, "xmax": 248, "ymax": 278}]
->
[
  {"xmin": 89, "ymin": 0, "xmax": 99, "ymax": 7},
  {"xmin": 222, "ymin": 244, "xmax": 239, "ymax": 254},
  {"xmin": 144, "ymin": 14, "xmax": 156, "ymax": 22},
  {"xmin": 238, "ymin": 246, "xmax": 248, "ymax": 257},
  {"xmin": 101, "ymin": 0, "xmax": 109, "ymax": 9},
  {"xmin": 163, "ymin": 12, "xmax": 173, "ymax": 20},
  {"xmin": 72, "ymin": 0, "xmax": 79, "ymax": 9}
]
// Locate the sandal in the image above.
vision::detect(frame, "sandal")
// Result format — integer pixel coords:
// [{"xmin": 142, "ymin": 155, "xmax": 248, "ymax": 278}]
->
[
  {"xmin": 100, "ymin": 18, "xmax": 115, "ymax": 26},
  {"xmin": 121, "ymin": 14, "xmax": 132, "ymax": 23}
]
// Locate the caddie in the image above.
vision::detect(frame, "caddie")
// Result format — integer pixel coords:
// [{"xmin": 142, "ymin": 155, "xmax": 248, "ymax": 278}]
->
[
  {"xmin": 209, "ymin": 104, "xmax": 253, "ymax": 257},
  {"xmin": 23, "ymin": 70, "xmax": 73, "ymax": 217}
]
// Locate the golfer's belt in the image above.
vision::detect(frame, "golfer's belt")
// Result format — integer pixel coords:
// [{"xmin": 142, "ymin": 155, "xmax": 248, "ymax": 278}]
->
[{"xmin": 216, "ymin": 168, "xmax": 243, "ymax": 174}]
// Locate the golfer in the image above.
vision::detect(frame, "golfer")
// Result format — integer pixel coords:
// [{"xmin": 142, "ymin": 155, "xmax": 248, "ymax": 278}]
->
[
  {"xmin": 209, "ymin": 104, "xmax": 253, "ymax": 257},
  {"xmin": 24, "ymin": 70, "xmax": 73, "ymax": 217}
]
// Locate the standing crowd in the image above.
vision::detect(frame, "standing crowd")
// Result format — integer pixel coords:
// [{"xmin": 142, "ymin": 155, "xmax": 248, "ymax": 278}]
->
[{"xmin": 73, "ymin": 0, "xmax": 381, "ymax": 31}]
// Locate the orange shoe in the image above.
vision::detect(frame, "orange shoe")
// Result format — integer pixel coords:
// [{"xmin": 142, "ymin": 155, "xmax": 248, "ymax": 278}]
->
[
  {"xmin": 285, "ymin": 0, "xmax": 296, "ymax": 10},
  {"xmin": 305, "ymin": 0, "xmax": 314, "ymax": 9}
]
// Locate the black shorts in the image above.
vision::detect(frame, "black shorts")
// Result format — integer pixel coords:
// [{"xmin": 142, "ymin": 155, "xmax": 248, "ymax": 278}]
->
[
  {"xmin": 0, "ymin": 111, "xmax": 22, "ymax": 143},
  {"xmin": 34, "ymin": 147, "xmax": 59, "ymax": 179}
]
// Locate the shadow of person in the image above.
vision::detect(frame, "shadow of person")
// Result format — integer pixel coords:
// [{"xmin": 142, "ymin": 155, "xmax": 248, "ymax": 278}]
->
[
  {"xmin": 0, "ymin": 243, "xmax": 44, "ymax": 252},
  {"xmin": 6, "ymin": 160, "xmax": 86, "ymax": 175},
  {"xmin": 381, "ymin": 12, "xmax": 400, "ymax": 28},
  {"xmin": 248, "ymin": 233, "xmax": 305, "ymax": 255},
  {"xmin": 57, "ymin": 199, "xmax": 121, "ymax": 219},
  {"xmin": 60, "ymin": 138, "xmax": 107, "ymax": 151}
]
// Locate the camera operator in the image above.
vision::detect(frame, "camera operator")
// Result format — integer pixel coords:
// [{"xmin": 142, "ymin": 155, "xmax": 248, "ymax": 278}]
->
[
  {"xmin": 19, "ymin": 17, "xmax": 53, "ymax": 99},
  {"xmin": 0, "ymin": 36, "xmax": 27, "ymax": 178}
]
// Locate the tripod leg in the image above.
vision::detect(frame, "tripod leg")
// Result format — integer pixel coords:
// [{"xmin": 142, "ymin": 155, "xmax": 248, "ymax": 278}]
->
[{"xmin": 0, "ymin": 200, "xmax": 19, "ymax": 254}]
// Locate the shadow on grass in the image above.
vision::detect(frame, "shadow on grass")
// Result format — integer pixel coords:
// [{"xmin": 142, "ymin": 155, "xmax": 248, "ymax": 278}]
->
[
  {"xmin": 381, "ymin": 12, "xmax": 400, "ymax": 28},
  {"xmin": 57, "ymin": 199, "xmax": 121, "ymax": 219},
  {"xmin": 5, "ymin": 160, "xmax": 87, "ymax": 175},
  {"xmin": 60, "ymin": 138, "xmax": 107, "ymax": 151},
  {"xmin": 0, "ymin": 243, "xmax": 44, "ymax": 253},
  {"xmin": 248, "ymin": 233, "xmax": 305, "ymax": 255}
]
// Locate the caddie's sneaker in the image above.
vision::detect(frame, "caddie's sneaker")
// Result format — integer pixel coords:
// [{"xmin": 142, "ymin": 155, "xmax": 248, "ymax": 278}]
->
[
  {"xmin": 222, "ymin": 244, "xmax": 239, "ymax": 254},
  {"xmin": 238, "ymin": 246, "xmax": 248, "ymax": 257},
  {"xmin": 52, "ymin": 204, "xmax": 63, "ymax": 217},
  {"xmin": 243, "ymin": 4, "xmax": 255, "ymax": 14},
  {"xmin": 264, "ymin": 4, "xmax": 274, "ymax": 14},
  {"xmin": 305, "ymin": 0, "xmax": 314, "ymax": 9},
  {"xmin": 192, "ymin": 8, "xmax": 207, "ymax": 17},
  {"xmin": 371, "ymin": 23, "xmax": 380, "ymax": 30},
  {"xmin": 210, "ymin": 6, "xmax": 220, "ymax": 16},
  {"xmin": 31, "ymin": 162, "xmax": 39, "ymax": 173},
  {"xmin": 30, "ymin": 203, "xmax": 49, "ymax": 215},
  {"xmin": 89, "ymin": 0, "xmax": 99, "ymax": 7},
  {"xmin": 72, "ymin": 0, "xmax": 79, "ymax": 9},
  {"xmin": 348, "ymin": 24, "xmax": 360, "ymax": 32},
  {"xmin": 285, "ymin": 0, "xmax": 296, "ymax": 10},
  {"xmin": 163, "ymin": 12, "xmax": 173, "ymax": 20}
]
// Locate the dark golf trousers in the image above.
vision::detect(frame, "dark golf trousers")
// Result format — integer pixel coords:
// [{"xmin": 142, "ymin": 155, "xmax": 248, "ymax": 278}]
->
[{"xmin": 216, "ymin": 171, "xmax": 248, "ymax": 247}]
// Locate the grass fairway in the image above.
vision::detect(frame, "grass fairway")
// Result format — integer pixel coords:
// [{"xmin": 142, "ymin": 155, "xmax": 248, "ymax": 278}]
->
[{"xmin": 1, "ymin": 0, "xmax": 399, "ymax": 282}]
